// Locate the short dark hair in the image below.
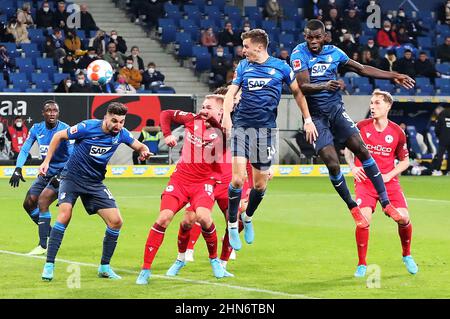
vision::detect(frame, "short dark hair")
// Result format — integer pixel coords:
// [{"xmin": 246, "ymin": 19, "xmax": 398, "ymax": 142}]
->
[
  {"xmin": 241, "ymin": 28, "xmax": 269, "ymax": 48},
  {"xmin": 213, "ymin": 86, "xmax": 228, "ymax": 95},
  {"xmin": 107, "ymin": 102, "xmax": 128, "ymax": 116},
  {"xmin": 305, "ymin": 19, "xmax": 325, "ymax": 32},
  {"xmin": 43, "ymin": 100, "xmax": 59, "ymax": 110}
]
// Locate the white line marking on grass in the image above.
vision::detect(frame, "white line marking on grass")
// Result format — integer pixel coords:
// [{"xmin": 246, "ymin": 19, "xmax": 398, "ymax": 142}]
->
[{"xmin": 0, "ymin": 249, "xmax": 316, "ymax": 299}]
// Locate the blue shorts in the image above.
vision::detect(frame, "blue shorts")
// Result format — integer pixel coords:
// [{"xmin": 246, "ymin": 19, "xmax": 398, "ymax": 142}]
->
[
  {"xmin": 231, "ymin": 127, "xmax": 278, "ymax": 171},
  {"xmin": 312, "ymin": 105, "xmax": 359, "ymax": 153},
  {"xmin": 58, "ymin": 178, "xmax": 117, "ymax": 215},
  {"xmin": 28, "ymin": 174, "xmax": 58, "ymax": 197}
]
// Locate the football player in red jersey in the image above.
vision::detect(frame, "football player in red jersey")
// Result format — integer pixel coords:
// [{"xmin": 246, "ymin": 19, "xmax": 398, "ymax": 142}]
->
[
  {"xmin": 344, "ymin": 90, "xmax": 418, "ymax": 277},
  {"xmin": 135, "ymin": 94, "xmax": 230, "ymax": 285}
]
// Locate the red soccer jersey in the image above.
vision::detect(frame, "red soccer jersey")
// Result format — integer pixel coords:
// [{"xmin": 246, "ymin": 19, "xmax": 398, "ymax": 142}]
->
[
  {"xmin": 355, "ymin": 119, "xmax": 409, "ymax": 175},
  {"xmin": 160, "ymin": 110, "xmax": 225, "ymax": 183}
]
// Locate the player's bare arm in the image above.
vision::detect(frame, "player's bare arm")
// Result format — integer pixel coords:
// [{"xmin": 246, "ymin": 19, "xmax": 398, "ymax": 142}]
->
[
  {"xmin": 221, "ymin": 84, "xmax": 239, "ymax": 134},
  {"xmin": 344, "ymin": 147, "xmax": 367, "ymax": 183},
  {"xmin": 344, "ymin": 59, "xmax": 415, "ymax": 89},
  {"xmin": 382, "ymin": 157, "xmax": 410, "ymax": 183},
  {"xmin": 130, "ymin": 139, "xmax": 152, "ymax": 162},
  {"xmin": 295, "ymin": 69, "xmax": 341, "ymax": 94},
  {"xmin": 289, "ymin": 79, "xmax": 318, "ymax": 143},
  {"xmin": 39, "ymin": 130, "xmax": 68, "ymax": 176}
]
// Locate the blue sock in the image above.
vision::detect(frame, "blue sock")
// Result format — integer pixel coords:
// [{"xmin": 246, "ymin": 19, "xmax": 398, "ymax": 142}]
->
[
  {"xmin": 46, "ymin": 222, "xmax": 66, "ymax": 264},
  {"xmin": 228, "ymin": 184, "xmax": 242, "ymax": 224},
  {"xmin": 329, "ymin": 172, "xmax": 357, "ymax": 209},
  {"xmin": 101, "ymin": 227, "xmax": 120, "ymax": 265},
  {"xmin": 29, "ymin": 208, "xmax": 39, "ymax": 224},
  {"xmin": 38, "ymin": 211, "xmax": 51, "ymax": 249},
  {"xmin": 362, "ymin": 157, "xmax": 389, "ymax": 207},
  {"xmin": 245, "ymin": 188, "xmax": 265, "ymax": 217}
]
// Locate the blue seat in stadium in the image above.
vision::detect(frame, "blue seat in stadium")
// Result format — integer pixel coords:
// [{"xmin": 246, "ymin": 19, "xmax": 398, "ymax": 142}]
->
[
  {"xmin": 193, "ymin": 51, "xmax": 211, "ymax": 72},
  {"xmin": 200, "ymin": 19, "xmax": 219, "ymax": 31},
  {"xmin": 175, "ymin": 32, "xmax": 193, "ymax": 57},
  {"xmin": 0, "ymin": 43, "xmax": 16, "ymax": 56},
  {"xmin": 75, "ymin": 30, "xmax": 86, "ymax": 41},
  {"xmin": 25, "ymin": 88, "xmax": 44, "ymax": 93},
  {"xmin": 204, "ymin": 6, "xmax": 222, "ymax": 24},
  {"xmin": 261, "ymin": 20, "xmax": 277, "ymax": 33},
  {"xmin": 280, "ymin": 20, "xmax": 296, "ymax": 33},
  {"xmin": 3, "ymin": 88, "xmax": 22, "ymax": 92},
  {"xmin": 244, "ymin": 6, "xmax": 262, "ymax": 25},
  {"xmin": 36, "ymin": 58, "xmax": 56, "ymax": 74},
  {"xmin": 436, "ymin": 24, "xmax": 450, "ymax": 36},
  {"xmin": 417, "ymin": 37, "xmax": 432, "ymax": 49},
  {"xmin": 436, "ymin": 64, "xmax": 450, "ymax": 75},
  {"xmin": 353, "ymin": 83, "xmax": 373, "ymax": 95},
  {"xmin": 416, "ymin": 85, "xmax": 434, "ymax": 96},
  {"xmin": 374, "ymin": 79, "xmax": 394, "ymax": 92},
  {"xmin": 0, "ymin": 79, "xmax": 7, "ymax": 90},
  {"xmin": 158, "ymin": 18, "xmax": 176, "ymax": 29},
  {"xmin": 395, "ymin": 86, "xmax": 415, "ymax": 95},
  {"xmin": 28, "ymin": 28, "xmax": 45, "ymax": 44},
  {"xmin": 16, "ymin": 58, "xmax": 35, "ymax": 76},
  {"xmin": 282, "ymin": 4, "xmax": 300, "ymax": 21},
  {"xmin": 192, "ymin": 45, "xmax": 208, "ymax": 56},
  {"xmin": 415, "ymin": 77, "xmax": 431, "ymax": 88},
  {"xmin": 224, "ymin": 6, "xmax": 241, "ymax": 20},
  {"xmin": 179, "ymin": 20, "xmax": 200, "ymax": 41},
  {"xmin": 10, "ymin": 74, "xmax": 29, "ymax": 91},
  {"xmin": 31, "ymin": 72, "xmax": 49, "ymax": 83},
  {"xmin": 183, "ymin": 4, "xmax": 200, "ymax": 16},
  {"xmin": 154, "ymin": 86, "xmax": 176, "ymax": 94},
  {"xmin": 211, "ymin": 0, "xmax": 226, "ymax": 11},
  {"xmin": 406, "ymin": 125, "xmax": 433, "ymax": 159},
  {"xmin": 279, "ymin": 33, "xmax": 295, "ymax": 49},
  {"xmin": 52, "ymin": 72, "xmax": 70, "ymax": 84},
  {"xmin": 190, "ymin": 0, "xmax": 205, "ymax": 11},
  {"xmin": 165, "ymin": 4, "xmax": 183, "ymax": 21},
  {"xmin": 161, "ymin": 24, "xmax": 177, "ymax": 44}
]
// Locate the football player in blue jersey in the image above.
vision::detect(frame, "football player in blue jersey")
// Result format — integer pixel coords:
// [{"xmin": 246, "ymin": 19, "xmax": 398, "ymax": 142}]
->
[
  {"xmin": 38, "ymin": 102, "xmax": 152, "ymax": 281},
  {"xmin": 290, "ymin": 19, "xmax": 415, "ymax": 228},
  {"xmin": 221, "ymin": 29, "xmax": 318, "ymax": 251},
  {"xmin": 9, "ymin": 100, "xmax": 73, "ymax": 256}
]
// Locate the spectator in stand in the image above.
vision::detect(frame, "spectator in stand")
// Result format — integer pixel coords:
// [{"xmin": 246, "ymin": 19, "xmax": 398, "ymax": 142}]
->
[
  {"xmin": 61, "ymin": 52, "xmax": 78, "ymax": 77},
  {"xmin": 328, "ymin": 8, "xmax": 341, "ymax": 30},
  {"xmin": 64, "ymin": 29, "xmax": 86, "ymax": 58},
  {"xmin": 338, "ymin": 32, "xmax": 358, "ymax": 57},
  {"xmin": 264, "ymin": 0, "xmax": 283, "ymax": 24},
  {"xmin": 322, "ymin": 0, "xmax": 339, "ymax": 19},
  {"xmin": 396, "ymin": 26, "xmax": 413, "ymax": 45},
  {"xmin": 7, "ymin": 19, "xmax": 30, "ymax": 44},
  {"xmin": 119, "ymin": 57, "xmax": 142, "ymax": 90},
  {"xmin": 438, "ymin": 0, "xmax": 450, "ymax": 25},
  {"xmin": 234, "ymin": 45, "xmax": 245, "ymax": 60},
  {"xmin": 53, "ymin": 1, "xmax": 69, "ymax": 30},
  {"xmin": 305, "ymin": 0, "xmax": 323, "ymax": 20},
  {"xmin": 278, "ymin": 48, "xmax": 290, "ymax": 63},
  {"xmin": 77, "ymin": 47, "xmax": 99, "ymax": 71},
  {"xmin": 218, "ymin": 22, "xmax": 240, "ymax": 52},
  {"xmin": 345, "ymin": 0, "xmax": 360, "ymax": 13},
  {"xmin": 210, "ymin": 46, "xmax": 232, "ymax": 88},
  {"xmin": 47, "ymin": 27, "xmax": 66, "ymax": 63},
  {"xmin": 226, "ymin": 59, "xmax": 239, "ymax": 84},
  {"xmin": 361, "ymin": 38, "xmax": 379, "ymax": 60},
  {"xmin": 436, "ymin": 36, "xmax": 450, "ymax": 62},
  {"xmin": 16, "ymin": 2, "xmax": 34, "ymax": 28},
  {"xmin": 393, "ymin": 8, "xmax": 408, "ymax": 27},
  {"xmin": 70, "ymin": 72, "xmax": 93, "ymax": 92},
  {"xmin": 201, "ymin": 27, "xmax": 218, "ymax": 53},
  {"xmin": 351, "ymin": 51, "xmax": 361, "ymax": 63},
  {"xmin": 92, "ymin": 81, "xmax": 116, "ymax": 93},
  {"xmin": 104, "ymin": 42, "xmax": 127, "ymax": 74},
  {"xmin": 415, "ymin": 52, "xmax": 440, "ymax": 81},
  {"xmin": 141, "ymin": 0, "xmax": 164, "ymax": 31},
  {"xmin": 54, "ymin": 76, "xmax": 72, "ymax": 93},
  {"xmin": 376, "ymin": 20, "xmax": 399, "ymax": 48},
  {"xmin": 128, "ymin": 46, "xmax": 145, "ymax": 74},
  {"xmin": 0, "ymin": 44, "xmax": 15, "ymax": 85},
  {"xmin": 36, "ymin": 1, "xmax": 54, "ymax": 29},
  {"xmin": 1, "ymin": 21, "xmax": 14, "ymax": 43},
  {"xmin": 80, "ymin": 4, "xmax": 98, "ymax": 36},
  {"xmin": 379, "ymin": 49, "xmax": 397, "ymax": 72},
  {"xmin": 142, "ymin": 62, "xmax": 165, "ymax": 91},
  {"xmin": 115, "ymin": 74, "xmax": 136, "ymax": 94},
  {"xmin": 89, "ymin": 30, "xmax": 107, "ymax": 57},
  {"xmin": 341, "ymin": 8, "xmax": 361, "ymax": 40},
  {"xmin": 109, "ymin": 30, "xmax": 127, "ymax": 54},
  {"xmin": 324, "ymin": 20, "xmax": 340, "ymax": 44},
  {"xmin": 361, "ymin": 49, "xmax": 378, "ymax": 68},
  {"xmin": 240, "ymin": 22, "xmax": 251, "ymax": 36},
  {"xmin": 431, "ymin": 106, "xmax": 450, "ymax": 176},
  {"xmin": 0, "ymin": 133, "xmax": 13, "ymax": 161},
  {"xmin": 6, "ymin": 116, "xmax": 28, "ymax": 160},
  {"xmin": 394, "ymin": 49, "xmax": 416, "ymax": 79}
]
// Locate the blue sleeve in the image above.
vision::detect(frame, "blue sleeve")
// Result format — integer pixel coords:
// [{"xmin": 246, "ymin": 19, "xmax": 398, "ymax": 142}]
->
[
  {"xmin": 16, "ymin": 125, "xmax": 37, "ymax": 168},
  {"xmin": 67, "ymin": 121, "xmax": 89, "ymax": 140},
  {"xmin": 231, "ymin": 60, "xmax": 244, "ymax": 86},
  {"xmin": 290, "ymin": 49, "xmax": 308, "ymax": 74},
  {"xmin": 282, "ymin": 63, "xmax": 295, "ymax": 86},
  {"xmin": 335, "ymin": 47, "xmax": 350, "ymax": 65},
  {"xmin": 120, "ymin": 127, "xmax": 135, "ymax": 146}
]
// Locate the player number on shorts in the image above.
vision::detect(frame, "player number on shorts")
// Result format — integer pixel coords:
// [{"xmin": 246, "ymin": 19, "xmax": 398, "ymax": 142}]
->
[
  {"xmin": 204, "ymin": 184, "xmax": 213, "ymax": 195},
  {"xmin": 267, "ymin": 146, "xmax": 276, "ymax": 160},
  {"xmin": 342, "ymin": 111, "xmax": 357, "ymax": 128},
  {"xmin": 103, "ymin": 188, "xmax": 114, "ymax": 200}
]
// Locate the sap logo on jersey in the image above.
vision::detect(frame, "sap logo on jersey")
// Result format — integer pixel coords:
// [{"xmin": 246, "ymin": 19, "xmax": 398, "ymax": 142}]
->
[
  {"xmin": 311, "ymin": 63, "xmax": 331, "ymax": 76},
  {"xmin": 248, "ymin": 78, "xmax": 271, "ymax": 91},
  {"xmin": 39, "ymin": 145, "xmax": 49, "ymax": 156},
  {"xmin": 90, "ymin": 146, "xmax": 111, "ymax": 157}
]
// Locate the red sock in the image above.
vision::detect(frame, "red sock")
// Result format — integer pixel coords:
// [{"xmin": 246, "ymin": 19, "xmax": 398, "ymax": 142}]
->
[
  {"xmin": 220, "ymin": 221, "xmax": 243, "ymax": 261},
  {"xmin": 202, "ymin": 223, "xmax": 218, "ymax": 259},
  {"xmin": 178, "ymin": 223, "xmax": 191, "ymax": 254},
  {"xmin": 355, "ymin": 226, "xmax": 369, "ymax": 266},
  {"xmin": 398, "ymin": 222, "xmax": 412, "ymax": 256},
  {"xmin": 187, "ymin": 222, "xmax": 202, "ymax": 250},
  {"xmin": 142, "ymin": 223, "xmax": 166, "ymax": 269}
]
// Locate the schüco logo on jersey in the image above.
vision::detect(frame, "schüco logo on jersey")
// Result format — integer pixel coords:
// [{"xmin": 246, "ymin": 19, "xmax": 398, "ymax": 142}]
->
[
  {"xmin": 89, "ymin": 146, "xmax": 111, "ymax": 157},
  {"xmin": 248, "ymin": 78, "xmax": 272, "ymax": 91},
  {"xmin": 311, "ymin": 63, "xmax": 331, "ymax": 77}
]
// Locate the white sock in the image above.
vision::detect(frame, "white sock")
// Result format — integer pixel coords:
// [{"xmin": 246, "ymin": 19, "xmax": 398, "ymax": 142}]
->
[
  {"xmin": 228, "ymin": 221, "xmax": 238, "ymax": 229},
  {"xmin": 177, "ymin": 252, "xmax": 185, "ymax": 262},
  {"xmin": 242, "ymin": 212, "xmax": 252, "ymax": 222}
]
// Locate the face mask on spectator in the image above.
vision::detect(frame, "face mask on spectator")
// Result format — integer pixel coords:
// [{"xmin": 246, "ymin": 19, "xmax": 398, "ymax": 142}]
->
[
  {"xmin": 16, "ymin": 121, "xmax": 23, "ymax": 128},
  {"xmin": 43, "ymin": 7, "xmax": 49, "ymax": 12},
  {"xmin": 217, "ymin": 51, "xmax": 224, "ymax": 57},
  {"xmin": 127, "ymin": 63, "xmax": 133, "ymax": 69},
  {"xmin": 384, "ymin": 27, "xmax": 390, "ymax": 32},
  {"xmin": 89, "ymin": 54, "xmax": 95, "ymax": 58},
  {"xmin": 244, "ymin": 26, "xmax": 250, "ymax": 32},
  {"xmin": 66, "ymin": 81, "xmax": 72, "ymax": 87},
  {"xmin": 313, "ymin": 0, "xmax": 318, "ymax": 3},
  {"xmin": 78, "ymin": 79, "xmax": 84, "ymax": 85},
  {"xmin": 118, "ymin": 78, "xmax": 126, "ymax": 84},
  {"xmin": 398, "ymin": 12, "xmax": 405, "ymax": 17},
  {"xmin": 148, "ymin": 68, "xmax": 155, "ymax": 73},
  {"xmin": 368, "ymin": 42, "xmax": 374, "ymax": 48},
  {"xmin": 369, "ymin": 1, "xmax": 376, "ymax": 5},
  {"xmin": 325, "ymin": 24, "xmax": 332, "ymax": 30},
  {"xmin": 111, "ymin": 34, "xmax": 118, "ymax": 40}
]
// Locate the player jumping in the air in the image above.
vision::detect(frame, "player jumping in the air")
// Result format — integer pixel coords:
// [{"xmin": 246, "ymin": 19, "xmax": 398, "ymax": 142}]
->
[
  {"xmin": 9, "ymin": 100, "xmax": 72, "ymax": 256},
  {"xmin": 290, "ymin": 20, "xmax": 415, "ymax": 228},
  {"xmin": 344, "ymin": 90, "xmax": 418, "ymax": 277},
  {"xmin": 221, "ymin": 29, "xmax": 317, "ymax": 251},
  {"xmin": 39, "ymin": 102, "xmax": 151, "ymax": 281},
  {"xmin": 136, "ymin": 95, "xmax": 230, "ymax": 285}
]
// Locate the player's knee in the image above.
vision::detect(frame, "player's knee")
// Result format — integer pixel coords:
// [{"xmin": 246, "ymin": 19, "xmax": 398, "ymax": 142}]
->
[
  {"xmin": 197, "ymin": 215, "xmax": 212, "ymax": 229},
  {"xmin": 157, "ymin": 210, "xmax": 174, "ymax": 228},
  {"xmin": 37, "ymin": 197, "xmax": 50, "ymax": 212},
  {"xmin": 326, "ymin": 161, "xmax": 341, "ymax": 176},
  {"xmin": 253, "ymin": 179, "xmax": 267, "ymax": 191},
  {"xmin": 109, "ymin": 216, "xmax": 123, "ymax": 229},
  {"xmin": 23, "ymin": 197, "xmax": 35, "ymax": 213},
  {"xmin": 231, "ymin": 176, "xmax": 245, "ymax": 189}
]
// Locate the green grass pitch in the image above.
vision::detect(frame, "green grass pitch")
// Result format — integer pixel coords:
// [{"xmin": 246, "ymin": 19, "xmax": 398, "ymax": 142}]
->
[{"xmin": 1, "ymin": 176, "xmax": 449, "ymax": 299}]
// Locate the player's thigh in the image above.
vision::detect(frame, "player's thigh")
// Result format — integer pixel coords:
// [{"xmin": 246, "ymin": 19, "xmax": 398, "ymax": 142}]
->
[
  {"xmin": 355, "ymin": 183, "xmax": 377, "ymax": 216},
  {"xmin": 25, "ymin": 175, "xmax": 49, "ymax": 208},
  {"xmin": 312, "ymin": 115, "xmax": 335, "ymax": 154},
  {"xmin": 331, "ymin": 107, "xmax": 360, "ymax": 146},
  {"xmin": 160, "ymin": 178, "xmax": 189, "ymax": 214},
  {"xmin": 195, "ymin": 206, "xmax": 213, "ymax": 228},
  {"xmin": 57, "ymin": 178, "xmax": 81, "ymax": 211},
  {"xmin": 249, "ymin": 127, "xmax": 278, "ymax": 172},
  {"xmin": 97, "ymin": 207, "xmax": 123, "ymax": 229},
  {"xmin": 79, "ymin": 183, "xmax": 117, "ymax": 216},
  {"xmin": 189, "ymin": 181, "xmax": 215, "ymax": 213}
]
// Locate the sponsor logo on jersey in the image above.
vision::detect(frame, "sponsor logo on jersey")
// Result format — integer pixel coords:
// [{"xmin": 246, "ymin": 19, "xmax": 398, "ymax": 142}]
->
[
  {"xmin": 268, "ymin": 68, "xmax": 276, "ymax": 75},
  {"xmin": 111, "ymin": 167, "xmax": 127, "ymax": 175},
  {"xmin": 311, "ymin": 63, "xmax": 331, "ymax": 76},
  {"xmin": 132, "ymin": 167, "xmax": 148, "ymax": 175},
  {"xmin": 165, "ymin": 185, "xmax": 174, "ymax": 192},
  {"xmin": 385, "ymin": 134, "xmax": 394, "ymax": 143},
  {"xmin": 326, "ymin": 55, "xmax": 333, "ymax": 63},
  {"xmin": 89, "ymin": 146, "xmax": 111, "ymax": 157},
  {"xmin": 60, "ymin": 192, "xmax": 66, "ymax": 200},
  {"xmin": 25, "ymin": 168, "xmax": 39, "ymax": 176},
  {"xmin": 366, "ymin": 144, "xmax": 392, "ymax": 153},
  {"xmin": 278, "ymin": 166, "xmax": 293, "ymax": 175},
  {"xmin": 248, "ymin": 78, "xmax": 272, "ymax": 91},
  {"xmin": 154, "ymin": 167, "xmax": 170, "ymax": 175},
  {"xmin": 69, "ymin": 125, "xmax": 78, "ymax": 134},
  {"xmin": 356, "ymin": 198, "xmax": 362, "ymax": 206},
  {"xmin": 39, "ymin": 145, "xmax": 49, "ymax": 156},
  {"xmin": 366, "ymin": 132, "xmax": 371, "ymax": 138},
  {"xmin": 299, "ymin": 166, "xmax": 314, "ymax": 175},
  {"xmin": 292, "ymin": 59, "xmax": 301, "ymax": 70},
  {"xmin": 38, "ymin": 134, "xmax": 45, "ymax": 139}
]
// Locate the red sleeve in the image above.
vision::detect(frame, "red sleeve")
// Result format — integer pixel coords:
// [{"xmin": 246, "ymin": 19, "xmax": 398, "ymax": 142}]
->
[
  {"xmin": 160, "ymin": 110, "xmax": 195, "ymax": 137},
  {"xmin": 393, "ymin": 123, "xmax": 409, "ymax": 160}
]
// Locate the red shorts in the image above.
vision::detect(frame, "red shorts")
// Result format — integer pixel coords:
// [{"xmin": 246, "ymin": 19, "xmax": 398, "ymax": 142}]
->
[
  {"xmin": 160, "ymin": 177, "xmax": 215, "ymax": 213},
  {"xmin": 355, "ymin": 180, "xmax": 408, "ymax": 213}
]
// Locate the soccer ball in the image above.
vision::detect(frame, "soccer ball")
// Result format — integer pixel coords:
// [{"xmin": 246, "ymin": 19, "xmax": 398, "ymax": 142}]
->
[{"xmin": 86, "ymin": 60, "xmax": 113, "ymax": 85}]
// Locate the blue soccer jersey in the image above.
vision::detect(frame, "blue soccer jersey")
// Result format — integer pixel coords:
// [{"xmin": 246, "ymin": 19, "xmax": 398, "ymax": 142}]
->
[
  {"xmin": 290, "ymin": 43, "xmax": 349, "ymax": 114},
  {"xmin": 63, "ymin": 119, "xmax": 135, "ymax": 181},
  {"xmin": 232, "ymin": 56, "xmax": 295, "ymax": 128},
  {"xmin": 16, "ymin": 121, "xmax": 73, "ymax": 176}
]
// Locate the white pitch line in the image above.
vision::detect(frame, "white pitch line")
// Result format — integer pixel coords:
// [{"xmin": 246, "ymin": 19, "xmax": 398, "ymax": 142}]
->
[{"xmin": 0, "ymin": 249, "xmax": 316, "ymax": 299}]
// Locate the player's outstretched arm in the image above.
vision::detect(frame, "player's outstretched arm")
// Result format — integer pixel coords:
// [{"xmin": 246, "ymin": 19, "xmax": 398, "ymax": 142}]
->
[
  {"xmin": 345, "ymin": 59, "xmax": 415, "ymax": 89},
  {"xmin": 290, "ymin": 80, "xmax": 318, "ymax": 144},
  {"xmin": 130, "ymin": 139, "xmax": 152, "ymax": 162},
  {"xmin": 344, "ymin": 147, "xmax": 367, "ymax": 183},
  {"xmin": 221, "ymin": 84, "xmax": 239, "ymax": 135},
  {"xmin": 39, "ymin": 130, "xmax": 68, "ymax": 176},
  {"xmin": 295, "ymin": 70, "xmax": 341, "ymax": 95},
  {"xmin": 160, "ymin": 109, "xmax": 195, "ymax": 147}
]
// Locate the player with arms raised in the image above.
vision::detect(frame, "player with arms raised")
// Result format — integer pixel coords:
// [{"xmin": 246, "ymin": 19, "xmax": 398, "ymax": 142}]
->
[
  {"xmin": 345, "ymin": 90, "xmax": 418, "ymax": 277},
  {"xmin": 221, "ymin": 29, "xmax": 317, "ymax": 251},
  {"xmin": 290, "ymin": 20, "xmax": 415, "ymax": 228},
  {"xmin": 39, "ymin": 102, "xmax": 151, "ymax": 281}
]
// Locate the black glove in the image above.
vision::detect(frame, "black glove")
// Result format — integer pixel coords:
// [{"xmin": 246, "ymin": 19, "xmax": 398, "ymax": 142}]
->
[
  {"xmin": 49, "ymin": 174, "xmax": 62, "ymax": 189},
  {"xmin": 9, "ymin": 167, "xmax": 26, "ymax": 188}
]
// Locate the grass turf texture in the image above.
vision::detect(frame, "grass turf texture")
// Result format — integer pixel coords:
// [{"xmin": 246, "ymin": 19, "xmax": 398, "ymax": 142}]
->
[{"xmin": 1, "ymin": 177, "xmax": 449, "ymax": 299}]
